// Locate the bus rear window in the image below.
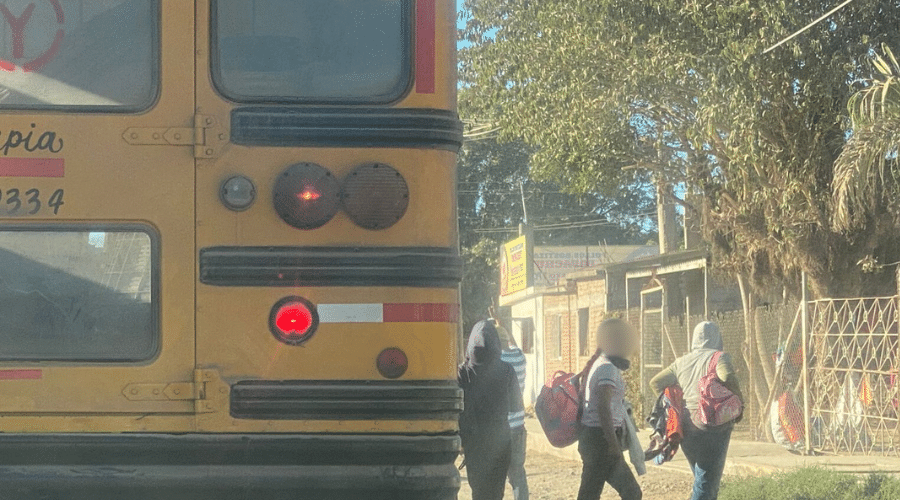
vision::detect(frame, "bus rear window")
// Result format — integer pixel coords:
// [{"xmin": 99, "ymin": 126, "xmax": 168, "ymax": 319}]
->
[
  {"xmin": 212, "ymin": 0, "xmax": 410, "ymax": 103},
  {"xmin": 0, "ymin": 228, "xmax": 157, "ymax": 362},
  {"xmin": 0, "ymin": 0, "xmax": 157, "ymax": 111}
]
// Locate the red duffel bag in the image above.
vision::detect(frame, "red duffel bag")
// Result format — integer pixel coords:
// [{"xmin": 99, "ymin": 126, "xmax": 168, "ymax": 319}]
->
[{"xmin": 535, "ymin": 370, "xmax": 583, "ymax": 448}]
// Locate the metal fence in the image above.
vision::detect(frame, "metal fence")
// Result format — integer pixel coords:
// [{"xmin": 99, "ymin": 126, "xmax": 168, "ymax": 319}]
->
[
  {"xmin": 630, "ymin": 304, "xmax": 796, "ymax": 437},
  {"xmin": 628, "ymin": 292, "xmax": 900, "ymax": 456},
  {"xmin": 807, "ymin": 297, "xmax": 900, "ymax": 455}
]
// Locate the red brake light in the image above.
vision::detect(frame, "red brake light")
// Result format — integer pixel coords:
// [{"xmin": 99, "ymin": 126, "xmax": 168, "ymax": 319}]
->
[
  {"xmin": 269, "ymin": 297, "xmax": 319, "ymax": 345},
  {"xmin": 377, "ymin": 348, "xmax": 409, "ymax": 379},
  {"xmin": 297, "ymin": 188, "xmax": 321, "ymax": 202},
  {"xmin": 273, "ymin": 163, "xmax": 340, "ymax": 230}
]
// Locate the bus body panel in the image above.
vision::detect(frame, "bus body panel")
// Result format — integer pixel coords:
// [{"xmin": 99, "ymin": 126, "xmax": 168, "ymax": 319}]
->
[
  {"xmin": 0, "ymin": 0, "xmax": 196, "ymax": 417},
  {"xmin": 0, "ymin": 0, "xmax": 462, "ymax": 497}
]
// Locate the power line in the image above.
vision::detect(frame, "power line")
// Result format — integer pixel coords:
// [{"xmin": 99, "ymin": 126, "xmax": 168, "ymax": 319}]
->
[
  {"xmin": 470, "ymin": 213, "xmax": 658, "ymax": 234},
  {"xmin": 763, "ymin": 0, "xmax": 858, "ymax": 54}
]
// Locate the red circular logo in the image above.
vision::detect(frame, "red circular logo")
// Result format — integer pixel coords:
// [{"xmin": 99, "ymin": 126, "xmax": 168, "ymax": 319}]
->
[{"xmin": 0, "ymin": 0, "xmax": 64, "ymax": 72}]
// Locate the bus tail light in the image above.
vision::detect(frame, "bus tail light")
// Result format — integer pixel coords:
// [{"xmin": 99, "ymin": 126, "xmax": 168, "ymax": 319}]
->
[
  {"xmin": 269, "ymin": 297, "xmax": 319, "ymax": 345},
  {"xmin": 273, "ymin": 163, "xmax": 340, "ymax": 230},
  {"xmin": 377, "ymin": 348, "xmax": 408, "ymax": 379},
  {"xmin": 341, "ymin": 163, "xmax": 409, "ymax": 230}
]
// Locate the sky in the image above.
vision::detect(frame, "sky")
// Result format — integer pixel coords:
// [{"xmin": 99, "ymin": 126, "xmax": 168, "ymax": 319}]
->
[{"xmin": 456, "ymin": 0, "xmax": 465, "ymax": 44}]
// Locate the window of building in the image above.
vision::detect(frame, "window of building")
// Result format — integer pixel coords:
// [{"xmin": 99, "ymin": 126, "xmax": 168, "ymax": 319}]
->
[
  {"xmin": 578, "ymin": 308, "xmax": 590, "ymax": 356},
  {"xmin": 549, "ymin": 314, "xmax": 562, "ymax": 360},
  {"xmin": 517, "ymin": 318, "xmax": 534, "ymax": 354}
]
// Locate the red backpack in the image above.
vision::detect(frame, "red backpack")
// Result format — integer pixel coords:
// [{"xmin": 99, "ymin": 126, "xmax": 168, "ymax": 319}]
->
[
  {"xmin": 696, "ymin": 351, "xmax": 743, "ymax": 427},
  {"xmin": 535, "ymin": 370, "xmax": 584, "ymax": 448}
]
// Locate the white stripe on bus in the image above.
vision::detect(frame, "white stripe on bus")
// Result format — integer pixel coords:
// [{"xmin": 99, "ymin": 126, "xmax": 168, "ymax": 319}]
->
[{"xmin": 317, "ymin": 304, "xmax": 384, "ymax": 323}]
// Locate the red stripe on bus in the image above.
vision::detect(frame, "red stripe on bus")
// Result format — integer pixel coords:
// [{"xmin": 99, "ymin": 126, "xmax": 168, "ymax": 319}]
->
[
  {"xmin": 383, "ymin": 303, "xmax": 459, "ymax": 323},
  {"xmin": 0, "ymin": 370, "xmax": 42, "ymax": 380},
  {"xmin": 415, "ymin": 0, "xmax": 436, "ymax": 94},
  {"xmin": 0, "ymin": 158, "xmax": 64, "ymax": 177}
]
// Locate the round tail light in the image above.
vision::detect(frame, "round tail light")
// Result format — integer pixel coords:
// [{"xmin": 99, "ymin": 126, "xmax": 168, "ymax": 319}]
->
[
  {"xmin": 273, "ymin": 163, "xmax": 340, "ymax": 230},
  {"xmin": 376, "ymin": 348, "xmax": 409, "ymax": 379},
  {"xmin": 341, "ymin": 163, "xmax": 409, "ymax": 230},
  {"xmin": 269, "ymin": 297, "xmax": 319, "ymax": 345}
]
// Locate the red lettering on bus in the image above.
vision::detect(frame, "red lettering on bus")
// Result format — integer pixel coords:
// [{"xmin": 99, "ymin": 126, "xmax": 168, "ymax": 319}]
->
[{"xmin": 0, "ymin": 3, "xmax": 35, "ymax": 59}]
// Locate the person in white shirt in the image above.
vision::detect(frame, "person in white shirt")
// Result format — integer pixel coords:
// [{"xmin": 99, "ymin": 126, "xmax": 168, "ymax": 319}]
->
[{"xmin": 577, "ymin": 318, "xmax": 642, "ymax": 500}]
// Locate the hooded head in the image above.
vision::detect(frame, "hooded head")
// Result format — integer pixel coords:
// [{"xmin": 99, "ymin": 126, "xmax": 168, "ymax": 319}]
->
[
  {"xmin": 692, "ymin": 321, "xmax": 723, "ymax": 351},
  {"xmin": 496, "ymin": 323, "xmax": 517, "ymax": 350},
  {"xmin": 465, "ymin": 320, "xmax": 502, "ymax": 368}
]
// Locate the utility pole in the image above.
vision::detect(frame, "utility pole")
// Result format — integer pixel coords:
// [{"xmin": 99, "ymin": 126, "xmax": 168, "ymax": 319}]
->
[
  {"xmin": 519, "ymin": 181, "xmax": 528, "ymax": 225},
  {"xmin": 656, "ymin": 181, "xmax": 678, "ymax": 254},
  {"xmin": 519, "ymin": 181, "xmax": 534, "ymax": 289}
]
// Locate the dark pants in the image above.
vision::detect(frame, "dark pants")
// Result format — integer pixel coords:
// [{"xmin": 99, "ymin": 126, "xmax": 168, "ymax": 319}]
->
[
  {"xmin": 681, "ymin": 421, "xmax": 733, "ymax": 500},
  {"xmin": 576, "ymin": 426, "xmax": 642, "ymax": 500},
  {"xmin": 466, "ymin": 438, "xmax": 512, "ymax": 500},
  {"xmin": 508, "ymin": 426, "xmax": 529, "ymax": 500}
]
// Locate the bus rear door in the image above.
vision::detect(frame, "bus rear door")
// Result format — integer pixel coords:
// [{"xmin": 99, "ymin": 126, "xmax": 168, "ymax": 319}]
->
[{"xmin": 0, "ymin": 0, "xmax": 198, "ymax": 426}]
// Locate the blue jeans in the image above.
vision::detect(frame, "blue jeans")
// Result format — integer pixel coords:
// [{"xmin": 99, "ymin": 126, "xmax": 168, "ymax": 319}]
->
[{"xmin": 681, "ymin": 421, "xmax": 733, "ymax": 500}]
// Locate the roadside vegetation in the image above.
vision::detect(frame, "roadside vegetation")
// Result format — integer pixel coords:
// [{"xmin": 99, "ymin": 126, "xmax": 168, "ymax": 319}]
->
[{"xmin": 720, "ymin": 468, "xmax": 900, "ymax": 500}]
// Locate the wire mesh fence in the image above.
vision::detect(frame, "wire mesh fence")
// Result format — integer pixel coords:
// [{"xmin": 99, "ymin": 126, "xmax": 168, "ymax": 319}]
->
[
  {"xmin": 626, "ymin": 293, "xmax": 900, "ymax": 456},
  {"xmin": 625, "ymin": 302, "xmax": 800, "ymax": 441}
]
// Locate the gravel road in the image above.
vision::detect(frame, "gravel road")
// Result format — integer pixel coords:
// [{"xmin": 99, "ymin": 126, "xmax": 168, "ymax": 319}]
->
[{"xmin": 457, "ymin": 451, "xmax": 694, "ymax": 500}]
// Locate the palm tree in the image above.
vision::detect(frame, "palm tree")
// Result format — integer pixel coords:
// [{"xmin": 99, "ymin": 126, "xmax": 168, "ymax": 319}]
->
[{"xmin": 833, "ymin": 45, "xmax": 900, "ymax": 231}]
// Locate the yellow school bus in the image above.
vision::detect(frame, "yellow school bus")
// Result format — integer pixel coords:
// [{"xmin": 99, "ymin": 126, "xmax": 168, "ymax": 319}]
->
[{"xmin": 0, "ymin": 1, "xmax": 462, "ymax": 498}]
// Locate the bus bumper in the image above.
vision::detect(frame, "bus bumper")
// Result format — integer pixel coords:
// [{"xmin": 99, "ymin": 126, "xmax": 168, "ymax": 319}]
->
[{"xmin": 0, "ymin": 433, "xmax": 461, "ymax": 500}]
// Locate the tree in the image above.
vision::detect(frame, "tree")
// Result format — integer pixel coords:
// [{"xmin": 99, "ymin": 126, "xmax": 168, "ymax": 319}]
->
[
  {"xmin": 460, "ymin": 0, "xmax": 900, "ymax": 438},
  {"xmin": 833, "ymin": 45, "xmax": 900, "ymax": 243},
  {"xmin": 460, "ymin": 0, "xmax": 900, "ymax": 299},
  {"xmin": 457, "ymin": 135, "xmax": 656, "ymax": 333}
]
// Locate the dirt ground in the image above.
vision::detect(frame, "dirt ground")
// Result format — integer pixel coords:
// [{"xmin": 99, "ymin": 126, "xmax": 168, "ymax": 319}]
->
[{"xmin": 457, "ymin": 451, "xmax": 693, "ymax": 500}]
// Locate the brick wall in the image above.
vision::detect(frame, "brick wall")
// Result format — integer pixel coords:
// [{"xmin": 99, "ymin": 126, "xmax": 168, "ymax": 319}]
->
[
  {"xmin": 536, "ymin": 277, "xmax": 613, "ymax": 381},
  {"xmin": 576, "ymin": 277, "xmax": 609, "ymax": 358},
  {"xmin": 543, "ymin": 293, "xmax": 575, "ymax": 376}
]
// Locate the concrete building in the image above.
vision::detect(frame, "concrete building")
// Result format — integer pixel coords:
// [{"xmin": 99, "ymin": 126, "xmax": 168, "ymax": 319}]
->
[{"xmin": 499, "ymin": 248, "xmax": 742, "ymax": 409}]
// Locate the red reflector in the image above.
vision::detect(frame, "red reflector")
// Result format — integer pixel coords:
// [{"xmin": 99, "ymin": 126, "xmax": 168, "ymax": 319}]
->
[
  {"xmin": 297, "ymin": 188, "xmax": 321, "ymax": 202},
  {"xmin": 269, "ymin": 297, "xmax": 319, "ymax": 345},
  {"xmin": 377, "ymin": 348, "xmax": 409, "ymax": 379}
]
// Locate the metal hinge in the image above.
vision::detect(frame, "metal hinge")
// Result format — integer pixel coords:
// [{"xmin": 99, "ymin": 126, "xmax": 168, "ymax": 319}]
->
[
  {"xmin": 122, "ymin": 114, "xmax": 227, "ymax": 158},
  {"xmin": 122, "ymin": 368, "xmax": 216, "ymax": 403}
]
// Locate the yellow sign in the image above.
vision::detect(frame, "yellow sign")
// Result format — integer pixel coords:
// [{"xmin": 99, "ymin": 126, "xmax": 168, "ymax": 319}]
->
[{"xmin": 500, "ymin": 235, "xmax": 528, "ymax": 296}]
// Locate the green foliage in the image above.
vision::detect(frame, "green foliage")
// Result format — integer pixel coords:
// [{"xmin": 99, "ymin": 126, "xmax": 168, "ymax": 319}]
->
[
  {"xmin": 461, "ymin": 0, "xmax": 900, "ymax": 297},
  {"xmin": 719, "ymin": 469, "xmax": 900, "ymax": 500},
  {"xmin": 833, "ymin": 45, "xmax": 900, "ymax": 233},
  {"xmin": 456, "ymin": 137, "xmax": 655, "ymax": 332}
]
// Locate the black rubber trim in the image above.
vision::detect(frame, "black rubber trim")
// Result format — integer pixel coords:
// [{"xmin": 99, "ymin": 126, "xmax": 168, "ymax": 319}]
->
[
  {"xmin": 199, "ymin": 246, "xmax": 462, "ymax": 288},
  {"xmin": 0, "ymin": 434, "xmax": 460, "ymax": 500},
  {"xmin": 230, "ymin": 380, "xmax": 463, "ymax": 421},
  {"xmin": 0, "ymin": 465, "xmax": 459, "ymax": 500},
  {"xmin": 0, "ymin": 433, "xmax": 459, "ymax": 466},
  {"xmin": 230, "ymin": 107, "xmax": 464, "ymax": 151}
]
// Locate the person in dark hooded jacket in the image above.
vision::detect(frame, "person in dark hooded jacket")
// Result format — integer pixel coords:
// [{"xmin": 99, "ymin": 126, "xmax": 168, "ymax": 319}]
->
[
  {"xmin": 459, "ymin": 320, "xmax": 524, "ymax": 500},
  {"xmin": 650, "ymin": 321, "xmax": 744, "ymax": 500}
]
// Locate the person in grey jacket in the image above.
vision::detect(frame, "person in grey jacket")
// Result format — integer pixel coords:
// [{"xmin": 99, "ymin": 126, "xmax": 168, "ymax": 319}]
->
[{"xmin": 650, "ymin": 321, "xmax": 744, "ymax": 500}]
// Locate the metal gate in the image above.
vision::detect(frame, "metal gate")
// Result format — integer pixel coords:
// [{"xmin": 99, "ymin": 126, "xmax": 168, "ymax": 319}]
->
[{"xmin": 640, "ymin": 281, "xmax": 665, "ymax": 419}]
